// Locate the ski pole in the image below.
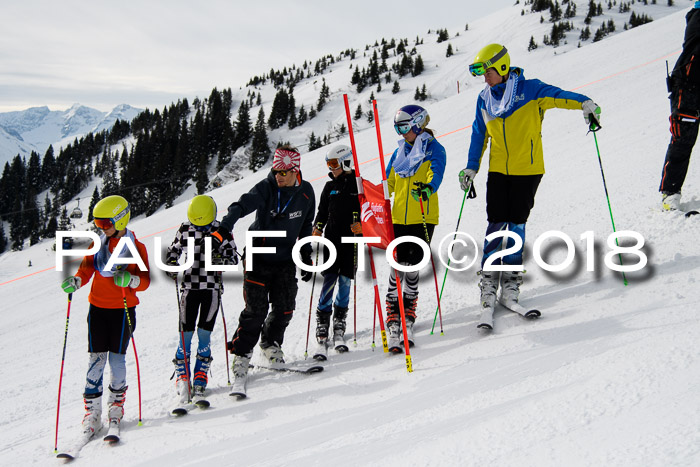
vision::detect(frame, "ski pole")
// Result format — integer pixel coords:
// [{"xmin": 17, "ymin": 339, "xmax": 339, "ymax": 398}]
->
[
  {"xmin": 54, "ymin": 293, "xmax": 72, "ymax": 453},
  {"xmin": 431, "ymin": 188, "xmax": 469, "ymax": 334},
  {"xmin": 352, "ymin": 211, "xmax": 359, "ymax": 347},
  {"xmin": 217, "ymin": 274, "xmax": 231, "ymax": 385},
  {"xmin": 589, "ymin": 121, "xmax": 628, "ymax": 286},
  {"xmin": 174, "ymin": 279, "xmax": 192, "ymax": 401},
  {"xmin": 303, "ymin": 245, "xmax": 321, "ymax": 358},
  {"xmin": 415, "ymin": 183, "xmax": 444, "ymax": 335},
  {"xmin": 120, "ymin": 288, "xmax": 143, "ymax": 425}
]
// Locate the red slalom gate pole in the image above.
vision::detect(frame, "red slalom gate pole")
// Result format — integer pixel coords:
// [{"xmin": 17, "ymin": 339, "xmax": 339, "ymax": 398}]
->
[
  {"xmin": 54, "ymin": 293, "xmax": 73, "ymax": 453},
  {"xmin": 372, "ymin": 99, "xmax": 412, "ymax": 372},
  {"xmin": 342, "ymin": 94, "xmax": 389, "ymax": 353}
]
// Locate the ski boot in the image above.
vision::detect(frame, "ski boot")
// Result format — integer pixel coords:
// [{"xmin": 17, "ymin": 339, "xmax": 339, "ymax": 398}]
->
[
  {"xmin": 106, "ymin": 386, "xmax": 127, "ymax": 422},
  {"xmin": 229, "ymin": 352, "xmax": 252, "ymax": 399},
  {"xmin": 260, "ymin": 342, "xmax": 285, "ymax": 364},
  {"xmin": 402, "ymin": 293, "xmax": 418, "ymax": 347},
  {"xmin": 477, "ymin": 271, "xmax": 499, "ymax": 330},
  {"xmin": 173, "ymin": 357, "xmax": 191, "ymax": 405},
  {"xmin": 82, "ymin": 393, "xmax": 103, "ymax": 437},
  {"xmin": 332, "ymin": 305, "xmax": 349, "ymax": 352},
  {"xmin": 385, "ymin": 296, "xmax": 401, "ymax": 352},
  {"xmin": 499, "ymin": 271, "xmax": 523, "ymax": 306},
  {"xmin": 314, "ymin": 310, "xmax": 331, "ymax": 361}
]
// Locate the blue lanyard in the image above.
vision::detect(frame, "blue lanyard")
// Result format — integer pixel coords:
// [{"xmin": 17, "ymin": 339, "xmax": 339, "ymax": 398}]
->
[{"xmin": 277, "ymin": 189, "xmax": 293, "ymax": 215}]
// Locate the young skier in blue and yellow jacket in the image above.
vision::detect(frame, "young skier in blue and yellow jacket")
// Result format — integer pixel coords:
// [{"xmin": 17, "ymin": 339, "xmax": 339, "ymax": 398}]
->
[
  {"xmin": 384, "ymin": 104, "xmax": 446, "ymax": 350},
  {"xmin": 458, "ymin": 44, "xmax": 600, "ymax": 328}
]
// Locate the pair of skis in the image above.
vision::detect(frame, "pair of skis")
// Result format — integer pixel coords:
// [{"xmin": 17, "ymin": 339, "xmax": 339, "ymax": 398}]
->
[
  {"xmin": 171, "ymin": 397, "xmax": 210, "ymax": 416},
  {"xmin": 229, "ymin": 362, "xmax": 324, "ymax": 400},
  {"xmin": 56, "ymin": 420, "xmax": 121, "ymax": 460},
  {"xmin": 477, "ymin": 298, "xmax": 541, "ymax": 331},
  {"xmin": 313, "ymin": 335, "xmax": 348, "ymax": 361}
]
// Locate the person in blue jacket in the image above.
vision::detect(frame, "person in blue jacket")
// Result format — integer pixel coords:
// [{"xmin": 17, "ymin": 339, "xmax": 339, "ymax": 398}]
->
[
  {"xmin": 458, "ymin": 44, "xmax": 600, "ymax": 326},
  {"xmin": 384, "ymin": 104, "xmax": 446, "ymax": 350}
]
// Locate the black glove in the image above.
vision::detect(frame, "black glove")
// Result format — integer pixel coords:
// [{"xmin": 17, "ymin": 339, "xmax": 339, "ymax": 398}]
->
[
  {"xmin": 165, "ymin": 258, "xmax": 179, "ymax": 280},
  {"xmin": 211, "ymin": 226, "xmax": 233, "ymax": 252},
  {"xmin": 300, "ymin": 249, "xmax": 313, "ymax": 282}
]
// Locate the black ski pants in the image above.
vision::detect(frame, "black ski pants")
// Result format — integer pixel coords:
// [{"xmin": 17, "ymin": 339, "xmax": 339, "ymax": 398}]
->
[
  {"xmin": 229, "ymin": 260, "xmax": 298, "ymax": 356},
  {"xmin": 660, "ymin": 107, "xmax": 699, "ymax": 194}
]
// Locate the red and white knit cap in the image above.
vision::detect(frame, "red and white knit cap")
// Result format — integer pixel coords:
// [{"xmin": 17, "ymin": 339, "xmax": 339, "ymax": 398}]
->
[{"xmin": 272, "ymin": 148, "xmax": 300, "ymax": 171}]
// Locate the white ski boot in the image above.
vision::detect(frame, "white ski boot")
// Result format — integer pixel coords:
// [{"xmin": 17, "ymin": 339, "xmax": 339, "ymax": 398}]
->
[
  {"xmin": 477, "ymin": 271, "xmax": 499, "ymax": 330},
  {"xmin": 81, "ymin": 394, "xmax": 102, "ymax": 437}
]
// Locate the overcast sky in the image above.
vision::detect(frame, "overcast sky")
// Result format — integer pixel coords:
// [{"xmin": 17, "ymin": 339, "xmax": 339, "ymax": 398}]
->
[{"xmin": 1, "ymin": 1, "xmax": 514, "ymax": 113}]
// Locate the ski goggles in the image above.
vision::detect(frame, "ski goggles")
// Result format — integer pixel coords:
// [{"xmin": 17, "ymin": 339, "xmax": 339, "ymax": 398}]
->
[
  {"xmin": 194, "ymin": 223, "xmax": 212, "ymax": 232},
  {"xmin": 468, "ymin": 62, "xmax": 488, "ymax": 76},
  {"xmin": 271, "ymin": 169, "xmax": 292, "ymax": 177},
  {"xmin": 327, "ymin": 159, "xmax": 341, "ymax": 169},
  {"xmin": 94, "ymin": 218, "xmax": 114, "ymax": 230},
  {"xmin": 394, "ymin": 121, "xmax": 412, "ymax": 135}
]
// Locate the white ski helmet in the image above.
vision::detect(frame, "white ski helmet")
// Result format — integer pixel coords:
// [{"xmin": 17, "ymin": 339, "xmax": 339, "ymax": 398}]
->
[{"xmin": 325, "ymin": 144, "xmax": 354, "ymax": 172}]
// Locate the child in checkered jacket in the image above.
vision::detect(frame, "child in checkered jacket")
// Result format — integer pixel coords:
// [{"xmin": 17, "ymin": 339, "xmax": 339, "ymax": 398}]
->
[{"xmin": 165, "ymin": 195, "xmax": 237, "ymax": 406}]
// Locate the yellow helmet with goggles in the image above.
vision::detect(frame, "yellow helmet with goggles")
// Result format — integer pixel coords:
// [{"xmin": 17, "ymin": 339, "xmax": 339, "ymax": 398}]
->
[{"xmin": 469, "ymin": 44, "xmax": 510, "ymax": 77}]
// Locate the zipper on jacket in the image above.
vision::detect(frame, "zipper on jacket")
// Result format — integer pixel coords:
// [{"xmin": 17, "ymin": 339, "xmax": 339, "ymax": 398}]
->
[
  {"xmin": 404, "ymin": 175, "xmax": 412, "ymax": 224},
  {"xmin": 530, "ymin": 140, "xmax": 534, "ymax": 164},
  {"xmin": 502, "ymin": 119, "xmax": 510, "ymax": 175}
]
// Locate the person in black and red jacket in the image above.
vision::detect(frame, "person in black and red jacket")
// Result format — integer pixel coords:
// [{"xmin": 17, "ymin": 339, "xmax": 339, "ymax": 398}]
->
[
  {"xmin": 659, "ymin": 4, "xmax": 700, "ymax": 211},
  {"xmin": 311, "ymin": 144, "xmax": 362, "ymax": 359}
]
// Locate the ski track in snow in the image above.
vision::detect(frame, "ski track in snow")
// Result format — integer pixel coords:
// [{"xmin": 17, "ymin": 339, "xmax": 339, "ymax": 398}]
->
[{"xmin": 1, "ymin": 2, "xmax": 700, "ymax": 466}]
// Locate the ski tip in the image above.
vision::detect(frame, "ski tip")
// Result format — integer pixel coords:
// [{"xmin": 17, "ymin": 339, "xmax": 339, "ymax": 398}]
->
[
  {"xmin": 194, "ymin": 400, "xmax": 211, "ymax": 409},
  {"xmin": 335, "ymin": 345, "xmax": 349, "ymax": 353},
  {"xmin": 524, "ymin": 310, "xmax": 541, "ymax": 319},
  {"xmin": 171, "ymin": 407, "xmax": 189, "ymax": 416},
  {"xmin": 56, "ymin": 452, "xmax": 75, "ymax": 460},
  {"xmin": 388, "ymin": 346, "xmax": 403, "ymax": 354},
  {"xmin": 306, "ymin": 366, "xmax": 324, "ymax": 373},
  {"xmin": 103, "ymin": 435, "xmax": 120, "ymax": 444},
  {"xmin": 685, "ymin": 210, "xmax": 699, "ymax": 218},
  {"xmin": 229, "ymin": 392, "xmax": 247, "ymax": 400},
  {"xmin": 477, "ymin": 323, "xmax": 493, "ymax": 331},
  {"xmin": 312, "ymin": 354, "xmax": 327, "ymax": 361}
]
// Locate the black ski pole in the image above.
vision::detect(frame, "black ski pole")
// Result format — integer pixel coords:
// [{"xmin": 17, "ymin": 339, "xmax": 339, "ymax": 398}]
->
[
  {"xmin": 54, "ymin": 293, "xmax": 72, "ymax": 453},
  {"xmin": 217, "ymin": 272, "xmax": 231, "ymax": 385},
  {"xmin": 304, "ymin": 245, "xmax": 321, "ymax": 358},
  {"xmin": 174, "ymin": 278, "xmax": 192, "ymax": 401}
]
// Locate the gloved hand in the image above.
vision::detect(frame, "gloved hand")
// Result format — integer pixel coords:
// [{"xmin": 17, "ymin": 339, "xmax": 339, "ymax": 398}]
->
[
  {"xmin": 211, "ymin": 226, "xmax": 233, "ymax": 252},
  {"xmin": 165, "ymin": 258, "xmax": 179, "ymax": 280},
  {"xmin": 312, "ymin": 222, "xmax": 324, "ymax": 237},
  {"xmin": 582, "ymin": 99, "xmax": 601, "ymax": 128},
  {"xmin": 61, "ymin": 276, "xmax": 81, "ymax": 293},
  {"xmin": 411, "ymin": 182, "xmax": 432, "ymax": 202},
  {"xmin": 350, "ymin": 221, "xmax": 362, "ymax": 235},
  {"xmin": 114, "ymin": 270, "xmax": 140, "ymax": 288},
  {"xmin": 300, "ymin": 249, "xmax": 313, "ymax": 282},
  {"xmin": 459, "ymin": 169, "xmax": 476, "ymax": 192}
]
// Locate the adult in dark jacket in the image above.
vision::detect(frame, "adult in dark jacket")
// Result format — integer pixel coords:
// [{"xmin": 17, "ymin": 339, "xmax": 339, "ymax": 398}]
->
[
  {"xmin": 311, "ymin": 144, "xmax": 362, "ymax": 358},
  {"xmin": 659, "ymin": 4, "xmax": 700, "ymax": 211},
  {"xmin": 211, "ymin": 146, "xmax": 315, "ymax": 387}
]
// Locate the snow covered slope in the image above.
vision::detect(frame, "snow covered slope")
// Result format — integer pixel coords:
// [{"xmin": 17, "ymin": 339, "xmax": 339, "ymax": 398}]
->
[{"xmin": 0, "ymin": 3, "xmax": 699, "ymax": 467}]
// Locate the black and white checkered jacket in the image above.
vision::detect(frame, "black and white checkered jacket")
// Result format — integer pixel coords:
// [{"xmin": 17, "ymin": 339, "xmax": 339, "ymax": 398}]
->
[{"xmin": 166, "ymin": 220, "xmax": 237, "ymax": 290}]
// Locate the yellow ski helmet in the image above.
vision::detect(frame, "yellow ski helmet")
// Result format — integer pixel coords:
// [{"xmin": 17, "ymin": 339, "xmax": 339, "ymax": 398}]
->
[
  {"xmin": 187, "ymin": 195, "xmax": 217, "ymax": 226},
  {"xmin": 469, "ymin": 44, "xmax": 510, "ymax": 77},
  {"xmin": 93, "ymin": 195, "xmax": 130, "ymax": 230}
]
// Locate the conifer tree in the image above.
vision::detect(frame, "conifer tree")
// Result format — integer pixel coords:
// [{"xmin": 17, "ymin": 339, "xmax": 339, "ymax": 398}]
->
[
  {"xmin": 88, "ymin": 186, "xmax": 100, "ymax": 222},
  {"xmin": 355, "ymin": 104, "xmax": 363, "ymax": 120},
  {"xmin": 234, "ymin": 101, "xmax": 252, "ymax": 149},
  {"xmin": 250, "ymin": 108, "xmax": 270, "ymax": 171},
  {"xmin": 392, "ymin": 81, "xmax": 401, "ymax": 94}
]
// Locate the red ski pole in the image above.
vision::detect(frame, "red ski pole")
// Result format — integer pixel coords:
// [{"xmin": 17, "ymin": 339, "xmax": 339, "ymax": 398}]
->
[
  {"xmin": 54, "ymin": 293, "xmax": 72, "ymax": 453},
  {"xmin": 121, "ymin": 288, "xmax": 143, "ymax": 425}
]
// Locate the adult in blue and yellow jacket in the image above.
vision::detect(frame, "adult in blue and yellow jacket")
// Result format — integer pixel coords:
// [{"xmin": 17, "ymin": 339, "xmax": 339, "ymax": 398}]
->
[
  {"xmin": 458, "ymin": 44, "xmax": 600, "ymax": 310},
  {"xmin": 384, "ymin": 104, "xmax": 446, "ymax": 348}
]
